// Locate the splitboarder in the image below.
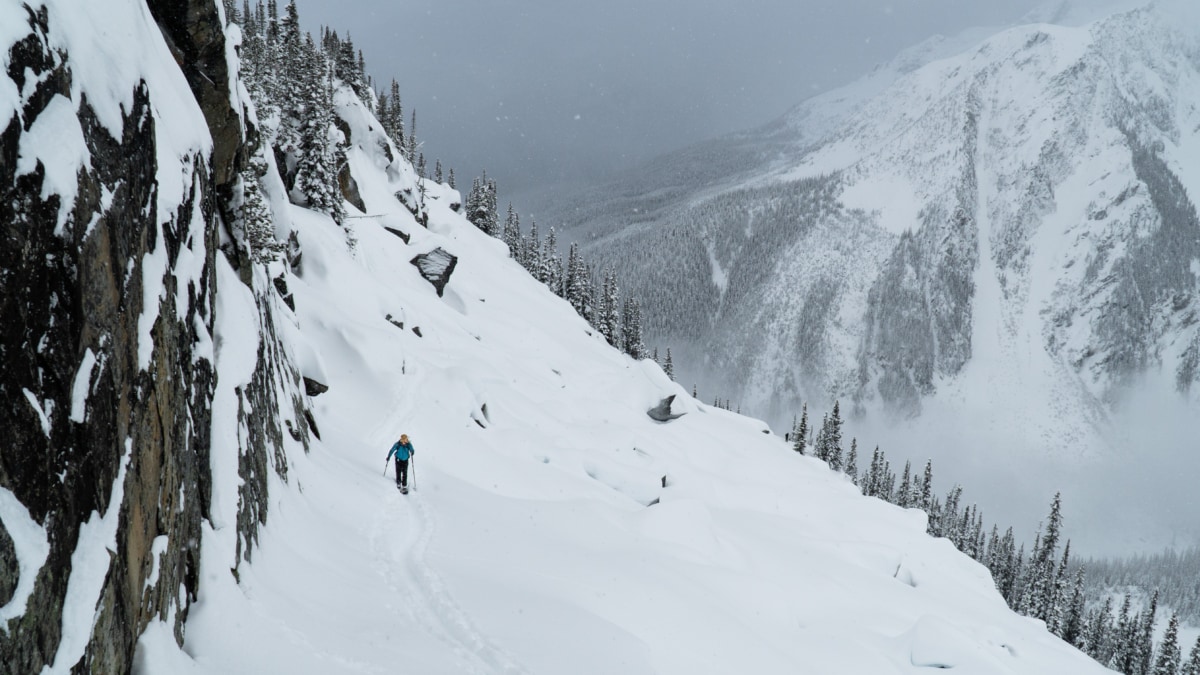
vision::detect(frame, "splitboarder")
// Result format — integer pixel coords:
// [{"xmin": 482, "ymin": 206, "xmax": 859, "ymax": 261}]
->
[{"xmin": 387, "ymin": 434, "xmax": 415, "ymax": 492}]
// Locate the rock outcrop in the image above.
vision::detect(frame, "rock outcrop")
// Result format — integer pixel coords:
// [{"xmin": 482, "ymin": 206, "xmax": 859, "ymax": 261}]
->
[
  {"xmin": 647, "ymin": 395, "xmax": 686, "ymax": 423},
  {"xmin": 0, "ymin": 1, "xmax": 312, "ymax": 672},
  {"xmin": 411, "ymin": 247, "xmax": 458, "ymax": 297}
]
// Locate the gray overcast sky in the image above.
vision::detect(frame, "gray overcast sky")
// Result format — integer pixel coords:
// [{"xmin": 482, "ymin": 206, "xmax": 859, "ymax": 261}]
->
[{"xmin": 295, "ymin": 0, "xmax": 1071, "ymax": 195}]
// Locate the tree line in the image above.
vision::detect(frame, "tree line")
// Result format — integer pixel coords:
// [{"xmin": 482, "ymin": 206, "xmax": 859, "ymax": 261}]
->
[
  {"xmin": 789, "ymin": 402, "xmax": 1200, "ymax": 675},
  {"xmin": 461, "ymin": 175, "xmax": 670, "ymax": 365}
]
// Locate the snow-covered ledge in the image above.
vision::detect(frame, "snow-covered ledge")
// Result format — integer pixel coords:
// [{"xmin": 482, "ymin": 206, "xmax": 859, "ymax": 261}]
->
[{"xmin": 0, "ymin": 488, "xmax": 51, "ymax": 631}]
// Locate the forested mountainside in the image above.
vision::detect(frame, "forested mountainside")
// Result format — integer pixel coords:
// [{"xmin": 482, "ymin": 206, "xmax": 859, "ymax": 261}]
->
[
  {"xmin": 530, "ymin": 4, "xmax": 1200, "ymax": 446},
  {"xmin": 0, "ymin": 0, "xmax": 1188, "ymax": 673}
]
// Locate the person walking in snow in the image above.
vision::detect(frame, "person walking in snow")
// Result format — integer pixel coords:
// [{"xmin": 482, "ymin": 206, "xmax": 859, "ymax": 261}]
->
[{"xmin": 387, "ymin": 434, "xmax": 415, "ymax": 491}]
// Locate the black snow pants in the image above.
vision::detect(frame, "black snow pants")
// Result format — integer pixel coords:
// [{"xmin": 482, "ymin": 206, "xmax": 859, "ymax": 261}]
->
[{"xmin": 395, "ymin": 458, "xmax": 409, "ymax": 487}]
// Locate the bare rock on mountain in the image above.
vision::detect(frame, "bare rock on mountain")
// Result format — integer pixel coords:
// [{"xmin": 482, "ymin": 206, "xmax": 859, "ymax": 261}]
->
[
  {"xmin": 411, "ymin": 248, "xmax": 458, "ymax": 297},
  {"xmin": 647, "ymin": 395, "xmax": 686, "ymax": 422}
]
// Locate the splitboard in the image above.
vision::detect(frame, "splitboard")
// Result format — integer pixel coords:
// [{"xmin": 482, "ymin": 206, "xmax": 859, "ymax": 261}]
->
[{"xmin": 399, "ymin": 486, "xmax": 409, "ymax": 495}]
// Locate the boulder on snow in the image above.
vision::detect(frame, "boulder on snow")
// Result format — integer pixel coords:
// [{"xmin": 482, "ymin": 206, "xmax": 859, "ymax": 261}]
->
[
  {"xmin": 338, "ymin": 163, "xmax": 366, "ymax": 213},
  {"xmin": 647, "ymin": 395, "xmax": 686, "ymax": 423},
  {"xmin": 384, "ymin": 226, "xmax": 410, "ymax": 243},
  {"xmin": 303, "ymin": 377, "xmax": 329, "ymax": 397},
  {"xmin": 410, "ymin": 248, "xmax": 458, "ymax": 297}
]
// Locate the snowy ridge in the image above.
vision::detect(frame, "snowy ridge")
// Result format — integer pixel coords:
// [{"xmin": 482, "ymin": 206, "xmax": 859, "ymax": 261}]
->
[
  {"xmin": 127, "ymin": 72, "xmax": 1115, "ymax": 673},
  {"xmin": 526, "ymin": 1, "xmax": 1200, "ymax": 550}
]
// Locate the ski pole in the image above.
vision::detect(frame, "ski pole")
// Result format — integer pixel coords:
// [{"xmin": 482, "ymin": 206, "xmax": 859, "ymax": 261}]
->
[
  {"xmin": 411, "ymin": 456, "xmax": 417, "ymax": 491},
  {"xmin": 383, "ymin": 456, "xmax": 390, "ymax": 476}
]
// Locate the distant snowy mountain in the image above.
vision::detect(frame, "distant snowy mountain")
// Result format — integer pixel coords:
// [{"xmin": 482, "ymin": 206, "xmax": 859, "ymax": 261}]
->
[
  {"xmin": 531, "ymin": 2, "xmax": 1200, "ymax": 461},
  {"xmin": 0, "ymin": 0, "xmax": 1131, "ymax": 672}
]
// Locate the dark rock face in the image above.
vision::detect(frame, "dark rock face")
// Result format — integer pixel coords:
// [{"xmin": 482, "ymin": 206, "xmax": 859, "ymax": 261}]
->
[
  {"xmin": 0, "ymin": 7, "xmax": 216, "ymax": 672},
  {"xmin": 0, "ymin": 1, "xmax": 308, "ymax": 672},
  {"xmin": 304, "ymin": 377, "xmax": 329, "ymax": 397},
  {"xmin": 339, "ymin": 163, "xmax": 367, "ymax": 213},
  {"xmin": 411, "ymin": 247, "xmax": 458, "ymax": 297},
  {"xmin": 647, "ymin": 395, "xmax": 686, "ymax": 422},
  {"xmin": 0, "ymin": 522, "xmax": 15, "ymax": 609},
  {"xmin": 147, "ymin": 0, "xmax": 245, "ymax": 197},
  {"xmin": 230, "ymin": 291, "xmax": 313, "ymax": 564}
]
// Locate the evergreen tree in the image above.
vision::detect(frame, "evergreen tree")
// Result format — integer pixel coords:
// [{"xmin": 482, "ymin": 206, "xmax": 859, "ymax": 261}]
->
[
  {"xmin": 543, "ymin": 226, "xmax": 562, "ymax": 294},
  {"xmin": 1025, "ymin": 493, "xmax": 1064, "ymax": 624},
  {"xmin": 1152, "ymin": 613, "xmax": 1182, "ymax": 675},
  {"xmin": 897, "ymin": 461, "xmax": 912, "ymax": 508},
  {"xmin": 845, "ymin": 438, "xmax": 859, "ymax": 485},
  {"xmin": 792, "ymin": 403, "xmax": 808, "ymax": 454},
  {"xmin": 1009, "ymin": 543, "xmax": 1026, "ymax": 609},
  {"xmin": 814, "ymin": 414, "xmax": 829, "ymax": 462},
  {"xmin": 293, "ymin": 36, "xmax": 344, "ymax": 224},
  {"xmin": 386, "ymin": 79, "xmax": 404, "ymax": 148},
  {"xmin": 1047, "ymin": 540, "xmax": 1072, "ymax": 635},
  {"xmin": 267, "ymin": 0, "xmax": 279, "ymax": 42},
  {"xmin": 1061, "ymin": 563, "xmax": 1087, "ymax": 646},
  {"xmin": 276, "ymin": 1, "xmax": 305, "ymax": 151},
  {"xmin": 920, "ymin": 459, "xmax": 934, "ymax": 511},
  {"xmin": 406, "ymin": 108, "xmax": 419, "ymax": 161},
  {"xmin": 334, "ymin": 31, "xmax": 364, "ymax": 96},
  {"xmin": 466, "ymin": 173, "xmax": 497, "ymax": 235},
  {"xmin": 827, "ymin": 401, "xmax": 843, "ymax": 467},
  {"xmin": 663, "ymin": 348, "xmax": 674, "ymax": 381},
  {"xmin": 564, "ymin": 243, "xmax": 591, "ymax": 315},
  {"xmin": 434, "ymin": 159, "xmax": 443, "ymax": 183},
  {"xmin": 1182, "ymin": 635, "xmax": 1200, "ymax": 675},
  {"xmin": 1138, "ymin": 591, "xmax": 1161, "ymax": 675},
  {"xmin": 597, "ymin": 267, "xmax": 621, "ymax": 346},
  {"xmin": 525, "ymin": 219, "xmax": 543, "ymax": 279},
  {"xmin": 1085, "ymin": 596, "xmax": 1115, "ymax": 662},
  {"xmin": 828, "ymin": 428, "xmax": 843, "ymax": 472},
  {"xmin": 866, "ymin": 445, "xmax": 882, "ymax": 497},
  {"xmin": 620, "ymin": 297, "xmax": 646, "ymax": 359},
  {"xmin": 502, "ymin": 203, "xmax": 521, "ymax": 260},
  {"xmin": 239, "ymin": 152, "xmax": 284, "ymax": 263},
  {"xmin": 447, "ymin": 167, "xmax": 456, "ymax": 190},
  {"xmin": 1114, "ymin": 593, "xmax": 1137, "ymax": 675}
]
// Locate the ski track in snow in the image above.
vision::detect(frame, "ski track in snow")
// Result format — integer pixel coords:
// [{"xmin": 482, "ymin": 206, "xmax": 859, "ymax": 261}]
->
[
  {"xmin": 365, "ymin": 367, "xmax": 528, "ymax": 675},
  {"xmin": 369, "ymin": 488, "xmax": 528, "ymax": 675}
]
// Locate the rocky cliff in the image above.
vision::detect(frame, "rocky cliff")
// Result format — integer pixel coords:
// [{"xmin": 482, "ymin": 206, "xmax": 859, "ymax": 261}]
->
[{"xmin": 0, "ymin": 1, "xmax": 310, "ymax": 672}]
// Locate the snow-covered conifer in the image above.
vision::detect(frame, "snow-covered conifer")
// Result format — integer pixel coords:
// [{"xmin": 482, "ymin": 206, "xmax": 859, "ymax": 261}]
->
[
  {"xmin": 920, "ymin": 459, "xmax": 933, "ymax": 512},
  {"xmin": 503, "ymin": 203, "xmax": 521, "ymax": 261},
  {"xmin": 795, "ymin": 403, "xmax": 809, "ymax": 455},
  {"xmin": 898, "ymin": 461, "xmax": 912, "ymax": 508},
  {"xmin": 845, "ymin": 438, "xmax": 858, "ymax": 485},
  {"xmin": 621, "ymin": 297, "xmax": 646, "ymax": 359},
  {"xmin": 792, "ymin": 403, "xmax": 807, "ymax": 454},
  {"xmin": 1182, "ymin": 635, "xmax": 1200, "ymax": 675},
  {"xmin": 525, "ymin": 219, "xmax": 543, "ymax": 279},
  {"xmin": 407, "ymin": 109, "xmax": 419, "ymax": 161},
  {"xmin": 1153, "ymin": 613, "xmax": 1182, "ymax": 675}
]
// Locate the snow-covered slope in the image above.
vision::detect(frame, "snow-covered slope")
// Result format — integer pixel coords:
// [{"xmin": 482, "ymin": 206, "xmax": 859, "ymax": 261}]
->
[
  {"xmin": 0, "ymin": 0, "xmax": 1159, "ymax": 671},
  {"xmin": 527, "ymin": 1, "xmax": 1200, "ymax": 550},
  {"xmin": 130, "ymin": 74, "xmax": 1115, "ymax": 673}
]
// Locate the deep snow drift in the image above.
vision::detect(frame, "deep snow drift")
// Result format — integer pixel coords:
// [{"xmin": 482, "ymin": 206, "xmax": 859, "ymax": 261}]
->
[{"xmin": 132, "ymin": 87, "xmax": 1112, "ymax": 674}]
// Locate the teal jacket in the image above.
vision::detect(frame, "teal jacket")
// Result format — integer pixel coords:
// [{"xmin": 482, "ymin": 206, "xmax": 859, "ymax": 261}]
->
[{"xmin": 388, "ymin": 441, "xmax": 414, "ymax": 461}]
